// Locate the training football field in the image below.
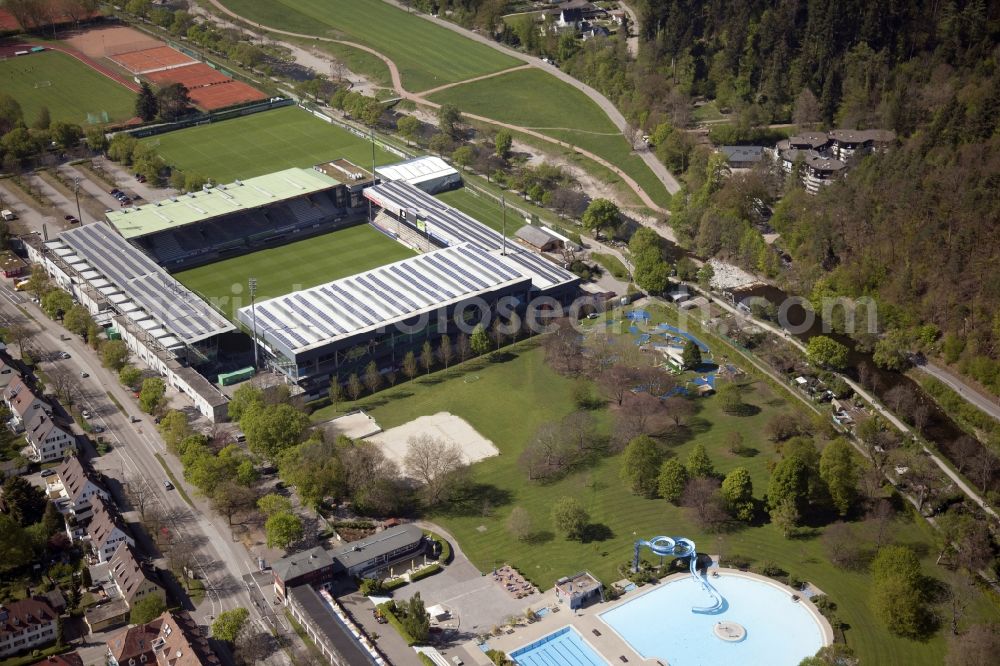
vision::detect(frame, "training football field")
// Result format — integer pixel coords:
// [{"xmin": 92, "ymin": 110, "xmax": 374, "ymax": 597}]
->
[
  {"xmin": 143, "ymin": 106, "xmax": 398, "ymax": 183},
  {"xmin": 0, "ymin": 50, "xmax": 135, "ymax": 124},
  {"xmin": 174, "ymin": 223, "xmax": 415, "ymax": 319}
]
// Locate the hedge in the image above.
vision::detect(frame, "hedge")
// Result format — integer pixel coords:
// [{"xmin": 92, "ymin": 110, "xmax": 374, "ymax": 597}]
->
[
  {"xmin": 423, "ymin": 530, "xmax": 452, "ymax": 563},
  {"xmin": 383, "ymin": 577, "xmax": 408, "ymax": 592},
  {"xmin": 377, "ymin": 602, "xmax": 418, "ymax": 646},
  {"xmin": 409, "ymin": 563, "xmax": 441, "ymax": 582}
]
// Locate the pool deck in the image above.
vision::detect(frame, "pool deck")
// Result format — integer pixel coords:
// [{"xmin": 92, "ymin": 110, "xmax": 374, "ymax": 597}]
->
[{"xmin": 470, "ymin": 568, "xmax": 834, "ymax": 665}]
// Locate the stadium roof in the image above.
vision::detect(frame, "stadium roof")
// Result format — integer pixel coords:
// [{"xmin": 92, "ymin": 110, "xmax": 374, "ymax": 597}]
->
[
  {"xmin": 236, "ymin": 243, "xmax": 531, "ymax": 357},
  {"xmin": 53, "ymin": 223, "xmax": 234, "ymax": 346},
  {"xmin": 375, "ymin": 155, "xmax": 457, "ymax": 187},
  {"xmin": 364, "ymin": 180, "xmax": 578, "ymax": 292},
  {"xmin": 107, "ymin": 168, "xmax": 341, "ymax": 240}
]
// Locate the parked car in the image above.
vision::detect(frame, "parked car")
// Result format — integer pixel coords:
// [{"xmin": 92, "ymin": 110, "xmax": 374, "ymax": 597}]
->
[
  {"xmin": 63, "ymin": 214, "xmax": 77, "ymax": 222},
  {"xmin": 110, "ymin": 188, "xmax": 121, "ymax": 195},
  {"xmin": 163, "ymin": 480, "xmax": 174, "ymax": 490},
  {"xmin": 40, "ymin": 468, "xmax": 55, "ymax": 477},
  {"xmin": 129, "ymin": 416, "xmax": 140, "ymax": 423},
  {"xmin": 91, "ymin": 425, "xmax": 104, "ymax": 433},
  {"xmin": 81, "ymin": 409, "xmax": 91, "ymax": 419},
  {"xmin": 134, "ymin": 173, "xmax": 146, "ymax": 183},
  {"xmin": 59, "ymin": 351, "xmax": 71, "ymax": 359},
  {"xmin": 79, "ymin": 371, "xmax": 89, "ymax": 378}
]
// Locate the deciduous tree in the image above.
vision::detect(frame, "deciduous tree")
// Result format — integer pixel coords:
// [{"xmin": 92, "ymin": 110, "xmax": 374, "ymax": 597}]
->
[
  {"xmin": 265, "ymin": 511, "xmax": 303, "ymax": 549},
  {"xmin": 403, "ymin": 435, "xmax": 467, "ymax": 506},
  {"xmin": 620, "ymin": 435, "xmax": 662, "ymax": 497},
  {"xmin": 658, "ymin": 458, "xmax": 688, "ymax": 503},
  {"xmin": 721, "ymin": 467, "xmax": 754, "ymax": 521},
  {"xmin": 551, "ymin": 496, "xmax": 588, "ymax": 541}
]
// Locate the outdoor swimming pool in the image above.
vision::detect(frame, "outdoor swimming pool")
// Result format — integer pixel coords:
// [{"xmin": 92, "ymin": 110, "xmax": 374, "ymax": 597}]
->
[
  {"xmin": 600, "ymin": 573, "xmax": 828, "ymax": 666},
  {"xmin": 511, "ymin": 626, "xmax": 605, "ymax": 666}
]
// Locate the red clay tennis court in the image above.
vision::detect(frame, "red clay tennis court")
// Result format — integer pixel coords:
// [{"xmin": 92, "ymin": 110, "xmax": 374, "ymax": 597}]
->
[
  {"xmin": 188, "ymin": 80, "xmax": 267, "ymax": 110},
  {"xmin": 110, "ymin": 45, "xmax": 195, "ymax": 74},
  {"xmin": 146, "ymin": 62, "xmax": 229, "ymax": 88}
]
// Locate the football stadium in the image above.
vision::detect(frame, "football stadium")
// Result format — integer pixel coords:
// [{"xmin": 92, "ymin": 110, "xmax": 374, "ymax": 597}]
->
[{"xmin": 27, "ymin": 153, "xmax": 579, "ymax": 414}]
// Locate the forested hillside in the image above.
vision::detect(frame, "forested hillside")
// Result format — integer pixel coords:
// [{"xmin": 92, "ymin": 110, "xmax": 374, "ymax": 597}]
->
[
  {"xmin": 626, "ymin": 0, "xmax": 1000, "ymax": 391},
  {"xmin": 371, "ymin": 2, "xmax": 1000, "ymax": 387}
]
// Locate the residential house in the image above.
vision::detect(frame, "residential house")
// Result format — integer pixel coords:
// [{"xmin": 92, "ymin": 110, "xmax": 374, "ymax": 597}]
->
[
  {"xmin": 0, "ymin": 360, "xmax": 17, "ymax": 391},
  {"xmin": 108, "ymin": 542, "xmax": 165, "ymax": 611},
  {"xmin": 769, "ymin": 129, "xmax": 895, "ymax": 194},
  {"xmin": 24, "ymin": 413, "xmax": 75, "ymax": 463},
  {"xmin": 4, "ymin": 376, "xmax": 50, "ymax": 430},
  {"xmin": 30, "ymin": 652, "xmax": 84, "ymax": 666},
  {"xmin": 106, "ymin": 610, "xmax": 218, "ymax": 666},
  {"xmin": 581, "ymin": 24, "xmax": 611, "ymax": 40},
  {"xmin": 0, "ymin": 597, "xmax": 59, "ymax": 658},
  {"xmin": 46, "ymin": 456, "xmax": 109, "ymax": 521},
  {"xmin": 86, "ymin": 542, "xmax": 164, "ymax": 634},
  {"xmin": 719, "ymin": 145, "xmax": 765, "ymax": 169},
  {"xmin": 86, "ymin": 497, "xmax": 134, "ymax": 563},
  {"xmin": 106, "ymin": 616, "xmax": 160, "ymax": 666}
]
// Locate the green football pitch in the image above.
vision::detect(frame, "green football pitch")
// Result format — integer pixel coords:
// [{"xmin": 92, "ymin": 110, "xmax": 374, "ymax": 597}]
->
[
  {"xmin": 219, "ymin": 0, "xmax": 520, "ymax": 92},
  {"xmin": 174, "ymin": 223, "xmax": 415, "ymax": 319},
  {"xmin": 0, "ymin": 50, "xmax": 135, "ymax": 124},
  {"xmin": 143, "ymin": 106, "xmax": 398, "ymax": 183}
]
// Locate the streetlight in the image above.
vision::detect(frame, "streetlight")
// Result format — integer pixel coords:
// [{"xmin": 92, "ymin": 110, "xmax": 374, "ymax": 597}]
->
[
  {"xmin": 73, "ymin": 177, "xmax": 82, "ymax": 224},
  {"xmin": 248, "ymin": 277, "xmax": 259, "ymax": 371}
]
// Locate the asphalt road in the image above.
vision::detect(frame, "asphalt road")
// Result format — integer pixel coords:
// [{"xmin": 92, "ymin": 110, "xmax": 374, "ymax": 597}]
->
[
  {"xmin": 0, "ymin": 289, "xmax": 290, "ymax": 664},
  {"xmin": 912, "ymin": 357, "xmax": 1000, "ymax": 423}
]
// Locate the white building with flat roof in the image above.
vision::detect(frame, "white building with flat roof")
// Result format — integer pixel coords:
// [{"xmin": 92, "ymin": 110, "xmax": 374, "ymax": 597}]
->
[{"xmin": 375, "ymin": 156, "xmax": 461, "ymax": 194}]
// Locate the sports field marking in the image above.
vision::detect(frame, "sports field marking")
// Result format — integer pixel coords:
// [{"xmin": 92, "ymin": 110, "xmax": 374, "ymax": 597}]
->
[
  {"xmin": 174, "ymin": 223, "xmax": 416, "ymax": 319},
  {"xmin": 0, "ymin": 50, "xmax": 136, "ymax": 124},
  {"xmin": 143, "ymin": 106, "xmax": 397, "ymax": 183},
  {"xmin": 219, "ymin": 0, "xmax": 521, "ymax": 91}
]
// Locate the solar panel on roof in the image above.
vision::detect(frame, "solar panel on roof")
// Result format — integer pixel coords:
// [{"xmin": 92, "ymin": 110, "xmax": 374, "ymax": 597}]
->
[
  {"xmin": 367, "ymin": 273, "xmax": 421, "ymax": 311},
  {"xmin": 391, "ymin": 264, "xmax": 453, "ymax": 300},
  {"xmin": 293, "ymin": 293, "xmax": 346, "ymax": 336},
  {"xmin": 354, "ymin": 276, "xmax": 407, "ymax": 315},
  {"xmin": 422, "ymin": 255, "xmax": 477, "ymax": 292},
  {"xmin": 329, "ymin": 284, "xmax": 380, "ymax": 321},
  {"xmin": 321, "ymin": 286, "xmax": 374, "ymax": 326}
]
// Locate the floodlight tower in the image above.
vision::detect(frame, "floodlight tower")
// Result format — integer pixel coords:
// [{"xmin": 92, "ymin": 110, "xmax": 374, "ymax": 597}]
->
[{"xmin": 249, "ymin": 277, "xmax": 259, "ymax": 371}]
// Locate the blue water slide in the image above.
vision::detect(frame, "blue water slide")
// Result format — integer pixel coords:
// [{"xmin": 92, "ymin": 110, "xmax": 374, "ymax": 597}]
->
[{"xmin": 632, "ymin": 535, "xmax": 724, "ymax": 614}]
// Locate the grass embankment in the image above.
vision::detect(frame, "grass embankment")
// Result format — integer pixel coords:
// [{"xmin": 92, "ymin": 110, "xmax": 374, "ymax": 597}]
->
[{"xmin": 590, "ymin": 252, "xmax": 629, "ymax": 279}]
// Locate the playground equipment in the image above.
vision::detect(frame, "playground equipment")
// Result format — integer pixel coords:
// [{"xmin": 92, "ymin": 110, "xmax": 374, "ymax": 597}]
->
[{"xmin": 632, "ymin": 535, "xmax": 724, "ymax": 614}]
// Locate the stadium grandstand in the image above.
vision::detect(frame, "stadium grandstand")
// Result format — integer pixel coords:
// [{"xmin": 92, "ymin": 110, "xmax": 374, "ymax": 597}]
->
[
  {"xmin": 25, "ymin": 223, "xmax": 233, "ymax": 421},
  {"xmin": 237, "ymin": 181, "xmax": 578, "ymax": 392},
  {"xmin": 236, "ymin": 243, "xmax": 536, "ymax": 388},
  {"xmin": 365, "ymin": 180, "xmax": 578, "ymax": 299},
  {"xmin": 107, "ymin": 167, "xmax": 370, "ymax": 270}
]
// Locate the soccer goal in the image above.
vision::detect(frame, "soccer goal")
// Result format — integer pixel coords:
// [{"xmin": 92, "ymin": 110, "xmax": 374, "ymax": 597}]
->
[{"xmin": 33, "ymin": 80, "xmax": 51, "ymax": 88}]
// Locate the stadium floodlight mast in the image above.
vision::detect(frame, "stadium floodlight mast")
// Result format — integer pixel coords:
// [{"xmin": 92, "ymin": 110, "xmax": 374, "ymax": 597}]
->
[
  {"xmin": 73, "ymin": 177, "xmax": 83, "ymax": 225},
  {"xmin": 249, "ymin": 277, "xmax": 259, "ymax": 371},
  {"xmin": 501, "ymin": 194, "xmax": 507, "ymax": 256}
]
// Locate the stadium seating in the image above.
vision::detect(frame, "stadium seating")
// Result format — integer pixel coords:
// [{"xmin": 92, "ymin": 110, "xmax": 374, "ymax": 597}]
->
[{"xmin": 136, "ymin": 188, "xmax": 360, "ymax": 270}]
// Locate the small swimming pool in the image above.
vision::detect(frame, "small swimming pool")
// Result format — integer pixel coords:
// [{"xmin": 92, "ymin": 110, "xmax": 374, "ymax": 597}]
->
[
  {"xmin": 600, "ymin": 574, "xmax": 827, "ymax": 666},
  {"xmin": 511, "ymin": 626, "xmax": 605, "ymax": 666}
]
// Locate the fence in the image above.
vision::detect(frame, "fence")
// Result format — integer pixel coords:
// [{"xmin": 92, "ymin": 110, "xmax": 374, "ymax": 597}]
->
[
  {"xmin": 296, "ymin": 102, "xmax": 410, "ymax": 159},
  {"xmin": 122, "ymin": 97, "xmax": 295, "ymax": 139}
]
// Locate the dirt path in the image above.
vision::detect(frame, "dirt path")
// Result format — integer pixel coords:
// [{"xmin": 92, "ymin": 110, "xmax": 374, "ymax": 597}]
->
[
  {"xmin": 378, "ymin": 0, "xmax": 680, "ymax": 197},
  {"xmin": 416, "ymin": 63, "xmax": 532, "ymax": 96},
  {"xmin": 206, "ymin": 0, "xmax": 672, "ymax": 214}
]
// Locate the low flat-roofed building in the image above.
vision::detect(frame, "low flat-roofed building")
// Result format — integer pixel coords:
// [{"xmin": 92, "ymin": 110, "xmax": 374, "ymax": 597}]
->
[
  {"xmin": 272, "ymin": 546, "xmax": 337, "ymax": 602},
  {"xmin": 84, "ymin": 599, "xmax": 129, "ymax": 633},
  {"xmin": 0, "ymin": 250, "xmax": 27, "ymax": 278},
  {"xmin": 554, "ymin": 571, "xmax": 603, "ymax": 609},
  {"xmin": 285, "ymin": 585, "xmax": 378, "ymax": 666},
  {"xmin": 375, "ymin": 156, "xmax": 461, "ymax": 194},
  {"xmin": 329, "ymin": 523, "xmax": 426, "ymax": 578}
]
